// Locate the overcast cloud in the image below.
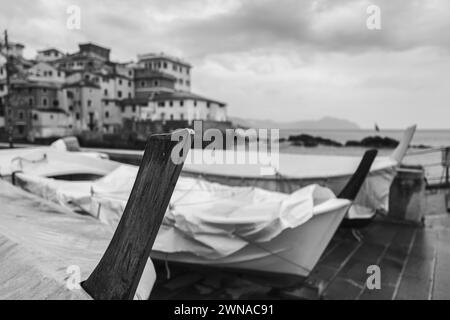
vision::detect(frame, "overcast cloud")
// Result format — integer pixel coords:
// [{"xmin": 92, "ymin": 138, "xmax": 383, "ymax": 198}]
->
[{"xmin": 1, "ymin": 0, "xmax": 449, "ymax": 128}]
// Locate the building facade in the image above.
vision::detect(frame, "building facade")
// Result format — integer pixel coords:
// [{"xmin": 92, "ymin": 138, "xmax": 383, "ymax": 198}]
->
[{"xmin": 1, "ymin": 41, "xmax": 228, "ymax": 141}]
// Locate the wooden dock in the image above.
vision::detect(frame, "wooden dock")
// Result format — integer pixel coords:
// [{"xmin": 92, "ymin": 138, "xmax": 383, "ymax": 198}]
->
[{"xmin": 150, "ymin": 214, "xmax": 450, "ymax": 300}]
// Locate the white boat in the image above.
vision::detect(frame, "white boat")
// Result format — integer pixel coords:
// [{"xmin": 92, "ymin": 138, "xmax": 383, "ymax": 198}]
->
[
  {"xmin": 182, "ymin": 125, "xmax": 417, "ymax": 220},
  {"xmin": 11, "ymin": 143, "xmax": 377, "ymax": 280},
  {"xmin": 0, "ymin": 146, "xmax": 118, "ymax": 179},
  {"xmin": 0, "ymin": 131, "xmax": 189, "ymax": 299}
]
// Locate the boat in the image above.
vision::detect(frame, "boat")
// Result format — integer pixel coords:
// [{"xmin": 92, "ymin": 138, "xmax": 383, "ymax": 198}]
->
[
  {"xmin": 0, "ymin": 130, "xmax": 190, "ymax": 299},
  {"xmin": 0, "ymin": 146, "xmax": 118, "ymax": 179},
  {"xmin": 10, "ymin": 140, "xmax": 377, "ymax": 280},
  {"xmin": 45, "ymin": 125, "xmax": 415, "ymax": 220},
  {"xmin": 181, "ymin": 125, "xmax": 417, "ymax": 220}
]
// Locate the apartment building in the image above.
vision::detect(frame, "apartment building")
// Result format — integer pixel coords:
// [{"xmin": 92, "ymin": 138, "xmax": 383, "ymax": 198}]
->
[{"xmin": 137, "ymin": 53, "xmax": 191, "ymax": 92}]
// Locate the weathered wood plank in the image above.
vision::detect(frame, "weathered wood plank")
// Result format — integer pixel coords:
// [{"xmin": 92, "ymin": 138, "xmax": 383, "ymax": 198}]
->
[{"xmin": 82, "ymin": 130, "xmax": 191, "ymax": 300}]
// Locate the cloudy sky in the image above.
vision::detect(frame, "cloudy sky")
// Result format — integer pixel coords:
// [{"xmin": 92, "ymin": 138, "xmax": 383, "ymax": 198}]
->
[{"xmin": 1, "ymin": 0, "xmax": 449, "ymax": 128}]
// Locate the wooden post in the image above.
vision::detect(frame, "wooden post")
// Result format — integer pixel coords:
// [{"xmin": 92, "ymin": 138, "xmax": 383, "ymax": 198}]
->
[
  {"xmin": 338, "ymin": 149, "xmax": 378, "ymax": 200},
  {"xmin": 82, "ymin": 129, "xmax": 191, "ymax": 300}
]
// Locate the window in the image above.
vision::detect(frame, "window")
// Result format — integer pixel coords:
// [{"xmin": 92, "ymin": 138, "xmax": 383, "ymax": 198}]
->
[
  {"xmin": 28, "ymin": 98, "xmax": 33, "ymax": 107},
  {"xmin": 42, "ymin": 98, "xmax": 48, "ymax": 106},
  {"xmin": 154, "ymin": 81, "xmax": 159, "ymax": 86},
  {"xmin": 180, "ymin": 100, "xmax": 184, "ymax": 107},
  {"xmin": 163, "ymin": 62, "xmax": 167, "ymax": 69},
  {"xmin": 132, "ymin": 106, "xmax": 136, "ymax": 113},
  {"xmin": 121, "ymin": 106, "xmax": 125, "ymax": 113},
  {"xmin": 140, "ymin": 81, "xmax": 145, "ymax": 87},
  {"xmin": 105, "ymin": 111, "xmax": 109, "ymax": 118},
  {"xmin": 207, "ymin": 102, "xmax": 211, "ymax": 108},
  {"xmin": 173, "ymin": 64, "xmax": 177, "ymax": 71},
  {"xmin": 50, "ymin": 115, "xmax": 54, "ymax": 120},
  {"xmin": 105, "ymin": 101, "xmax": 109, "ymax": 106},
  {"xmin": 128, "ymin": 81, "xmax": 132, "ymax": 87},
  {"xmin": 18, "ymin": 111, "xmax": 24, "ymax": 120},
  {"xmin": 158, "ymin": 101, "xmax": 165, "ymax": 107},
  {"xmin": 169, "ymin": 101, "xmax": 173, "ymax": 107},
  {"xmin": 170, "ymin": 114, "xmax": 174, "ymax": 120},
  {"xmin": 69, "ymin": 105, "xmax": 73, "ymax": 111},
  {"xmin": 194, "ymin": 100, "xmax": 197, "ymax": 107},
  {"xmin": 33, "ymin": 113, "xmax": 38, "ymax": 121},
  {"xmin": 48, "ymin": 71, "xmax": 53, "ymax": 76},
  {"xmin": 180, "ymin": 114, "xmax": 184, "ymax": 120},
  {"xmin": 118, "ymin": 91, "xmax": 122, "ymax": 98},
  {"xmin": 53, "ymin": 100, "xmax": 59, "ymax": 107},
  {"xmin": 128, "ymin": 93, "xmax": 132, "ymax": 98},
  {"xmin": 104, "ymin": 89, "xmax": 108, "ymax": 96},
  {"xmin": 76, "ymin": 113, "xmax": 80, "ymax": 120},
  {"xmin": 119, "ymin": 79, "xmax": 122, "ymax": 85},
  {"xmin": 43, "ymin": 88, "xmax": 47, "ymax": 93},
  {"xmin": 87, "ymin": 100, "xmax": 92, "ymax": 107},
  {"xmin": 0, "ymin": 84, "xmax": 3, "ymax": 91}
]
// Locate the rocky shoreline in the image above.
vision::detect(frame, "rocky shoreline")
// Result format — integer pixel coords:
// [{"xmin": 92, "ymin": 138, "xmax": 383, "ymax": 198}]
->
[{"xmin": 283, "ymin": 133, "xmax": 429, "ymax": 149}]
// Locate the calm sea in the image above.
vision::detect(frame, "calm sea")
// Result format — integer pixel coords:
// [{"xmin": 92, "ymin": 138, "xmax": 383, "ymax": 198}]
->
[{"xmin": 279, "ymin": 129, "xmax": 450, "ymax": 148}]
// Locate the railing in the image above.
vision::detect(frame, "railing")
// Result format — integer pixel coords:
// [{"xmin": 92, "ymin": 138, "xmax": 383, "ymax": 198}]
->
[{"xmin": 404, "ymin": 146, "xmax": 450, "ymax": 188}]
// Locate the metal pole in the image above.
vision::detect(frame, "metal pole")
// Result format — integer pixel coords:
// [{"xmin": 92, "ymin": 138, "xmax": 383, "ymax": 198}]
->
[{"xmin": 4, "ymin": 30, "xmax": 13, "ymax": 148}]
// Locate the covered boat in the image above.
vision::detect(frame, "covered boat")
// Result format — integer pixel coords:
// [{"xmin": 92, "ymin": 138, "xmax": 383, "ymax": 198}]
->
[
  {"xmin": 0, "ymin": 131, "xmax": 190, "ymax": 299},
  {"xmin": 12, "ymin": 142, "xmax": 377, "ymax": 279},
  {"xmin": 182, "ymin": 125, "xmax": 417, "ymax": 220}
]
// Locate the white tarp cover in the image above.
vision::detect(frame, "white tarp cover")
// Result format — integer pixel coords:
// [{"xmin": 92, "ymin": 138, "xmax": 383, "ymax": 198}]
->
[
  {"xmin": 15, "ymin": 165, "xmax": 340, "ymax": 259},
  {"xmin": 0, "ymin": 147, "xmax": 118, "ymax": 177}
]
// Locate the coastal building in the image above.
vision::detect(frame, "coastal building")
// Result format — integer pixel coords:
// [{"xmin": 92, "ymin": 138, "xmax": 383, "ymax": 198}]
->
[
  {"xmin": 27, "ymin": 62, "xmax": 66, "ymax": 83},
  {"xmin": 5, "ymin": 80, "xmax": 65, "ymax": 139},
  {"xmin": 137, "ymin": 53, "xmax": 191, "ymax": 92},
  {"xmin": 29, "ymin": 108, "xmax": 71, "ymax": 140},
  {"xmin": 63, "ymin": 79, "xmax": 102, "ymax": 132},
  {"xmin": 0, "ymin": 55, "xmax": 6, "ymax": 128},
  {"xmin": 133, "ymin": 68, "xmax": 176, "ymax": 99},
  {"xmin": 0, "ymin": 42, "xmax": 25, "ymax": 58},
  {"xmin": 151, "ymin": 92, "xmax": 227, "ymax": 122},
  {"xmin": 36, "ymin": 48, "xmax": 65, "ymax": 62},
  {"xmin": 119, "ymin": 96, "xmax": 154, "ymax": 120},
  {"xmin": 54, "ymin": 43, "xmax": 110, "ymax": 72},
  {"xmin": 2, "ymin": 40, "xmax": 228, "ymax": 141}
]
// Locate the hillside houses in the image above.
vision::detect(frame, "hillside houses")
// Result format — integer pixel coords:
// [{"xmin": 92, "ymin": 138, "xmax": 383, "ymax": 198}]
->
[{"xmin": 0, "ymin": 42, "xmax": 227, "ymax": 141}]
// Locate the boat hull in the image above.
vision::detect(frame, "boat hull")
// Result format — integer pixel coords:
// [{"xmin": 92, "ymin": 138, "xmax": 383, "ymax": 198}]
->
[{"xmin": 151, "ymin": 202, "xmax": 349, "ymax": 279}]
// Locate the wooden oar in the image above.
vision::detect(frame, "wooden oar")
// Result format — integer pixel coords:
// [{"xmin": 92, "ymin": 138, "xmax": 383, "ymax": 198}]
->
[{"xmin": 82, "ymin": 129, "xmax": 191, "ymax": 300}]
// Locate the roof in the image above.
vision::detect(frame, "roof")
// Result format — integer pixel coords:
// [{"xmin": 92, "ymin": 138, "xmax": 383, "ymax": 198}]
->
[
  {"xmin": 37, "ymin": 48, "xmax": 64, "ymax": 54},
  {"xmin": 119, "ymin": 96, "xmax": 149, "ymax": 106},
  {"xmin": 153, "ymin": 91, "xmax": 226, "ymax": 106},
  {"xmin": 137, "ymin": 52, "xmax": 192, "ymax": 68},
  {"xmin": 10, "ymin": 80, "xmax": 62, "ymax": 89},
  {"xmin": 63, "ymin": 79, "xmax": 100, "ymax": 89},
  {"xmin": 34, "ymin": 108, "xmax": 68, "ymax": 114}
]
